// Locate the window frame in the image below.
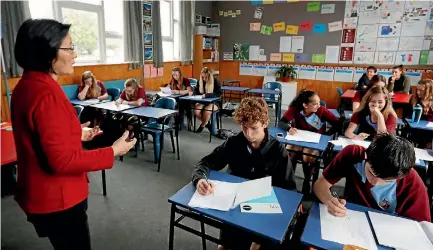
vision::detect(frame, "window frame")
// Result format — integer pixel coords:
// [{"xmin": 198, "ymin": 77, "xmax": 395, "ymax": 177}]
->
[{"xmin": 161, "ymin": 0, "xmax": 180, "ymax": 62}]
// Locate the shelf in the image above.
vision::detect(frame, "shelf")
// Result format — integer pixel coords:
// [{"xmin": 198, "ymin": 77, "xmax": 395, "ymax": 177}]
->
[
  {"xmin": 203, "ymin": 35, "xmax": 220, "ymax": 38},
  {"xmin": 203, "ymin": 61, "xmax": 219, "ymax": 64}
]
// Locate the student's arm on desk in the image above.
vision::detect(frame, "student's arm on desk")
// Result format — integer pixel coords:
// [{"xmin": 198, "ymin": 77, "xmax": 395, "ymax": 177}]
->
[
  {"xmin": 191, "ymin": 139, "xmax": 231, "ymax": 186},
  {"xmin": 278, "ymin": 107, "xmax": 295, "ymax": 131},
  {"xmin": 313, "ymin": 146, "xmax": 358, "ymax": 217}
]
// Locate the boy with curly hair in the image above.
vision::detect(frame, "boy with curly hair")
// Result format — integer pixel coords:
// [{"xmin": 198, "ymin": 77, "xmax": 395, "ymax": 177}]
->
[{"xmin": 192, "ymin": 97, "xmax": 296, "ymax": 250}]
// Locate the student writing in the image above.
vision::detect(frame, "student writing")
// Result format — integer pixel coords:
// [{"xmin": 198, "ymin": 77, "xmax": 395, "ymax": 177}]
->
[
  {"xmin": 355, "ymin": 66, "xmax": 377, "ymax": 90},
  {"xmin": 192, "ymin": 97, "xmax": 296, "ymax": 250},
  {"xmin": 278, "ymin": 89, "xmax": 340, "ymax": 194},
  {"xmin": 116, "ymin": 78, "xmax": 149, "ymax": 106},
  {"xmin": 345, "ymin": 86, "xmax": 397, "ymax": 141},
  {"xmin": 352, "ymin": 75, "xmax": 387, "ymax": 111},
  {"xmin": 77, "ymin": 71, "xmax": 108, "ymax": 100},
  {"xmin": 313, "ymin": 134, "xmax": 430, "ymax": 222},
  {"xmin": 192, "ymin": 67, "xmax": 222, "ymax": 133},
  {"xmin": 387, "ymin": 65, "xmax": 411, "ymax": 94},
  {"xmin": 165, "ymin": 67, "xmax": 192, "ymax": 95}
]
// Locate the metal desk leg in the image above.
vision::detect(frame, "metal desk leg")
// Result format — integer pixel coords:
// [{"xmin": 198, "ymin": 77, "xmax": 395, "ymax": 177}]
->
[
  {"xmin": 102, "ymin": 170, "xmax": 107, "ymax": 196},
  {"xmin": 209, "ymin": 106, "xmax": 213, "ymax": 143},
  {"xmin": 176, "ymin": 123, "xmax": 180, "ymax": 160},
  {"xmin": 158, "ymin": 119, "xmax": 166, "ymax": 172},
  {"xmin": 200, "ymin": 218, "xmax": 207, "ymax": 250},
  {"xmin": 169, "ymin": 204, "xmax": 175, "ymax": 250}
]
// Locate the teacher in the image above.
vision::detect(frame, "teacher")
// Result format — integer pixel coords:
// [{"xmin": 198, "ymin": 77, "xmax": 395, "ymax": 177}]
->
[{"xmin": 11, "ymin": 19, "xmax": 136, "ymax": 250}]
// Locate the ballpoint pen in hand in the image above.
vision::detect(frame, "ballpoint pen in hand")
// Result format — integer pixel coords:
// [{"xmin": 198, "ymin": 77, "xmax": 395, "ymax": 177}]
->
[
  {"xmin": 332, "ymin": 191, "xmax": 350, "ymax": 219},
  {"xmin": 202, "ymin": 173, "xmax": 214, "ymax": 196}
]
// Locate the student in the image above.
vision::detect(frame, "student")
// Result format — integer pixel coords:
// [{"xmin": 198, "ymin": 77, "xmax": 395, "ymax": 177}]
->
[
  {"xmin": 313, "ymin": 134, "xmax": 430, "ymax": 222},
  {"xmin": 345, "ymin": 86, "xmax": 397, "ymax": 141},
  {"xmin": 166, "ymin": 67, "xmax": 192, "ymax": 95},
  {"xmin": 352, "ymin": 75, "xmax": 387, "ymax": 111},
  {"xmin": 77, "ymin": 71, "xmax": 108, "ymax": 100},
  {"xmin": 410, "ymin": 79, "xmax": 433, "ymax": 149},
  {"xmin": 192, "ymin": 97, "xmax": 296, "ymax": 250},
  {"xmin": 192, "ymin": 67, "xmax": 222, "ymax": 133},
  {"xmin": 116, "ymin": 78, "xmax": 149, "ymax": 106},
  {"xmin": 278, "ymin": 90, "xmax": 340, "ymax": 193},
  {"xmin": 355, "ymin": 66, "xmax": 377, "ymax": 90},
  {"xmin": 387, "ymin": 65, "xmax": 411, "ymax": 94}
]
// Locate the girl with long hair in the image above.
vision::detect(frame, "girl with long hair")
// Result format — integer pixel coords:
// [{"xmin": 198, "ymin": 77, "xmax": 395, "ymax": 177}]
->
[
  {"xmin": 352, "ymin": 74, "xmax": 387, "ymax": 111},
  {"xmin": 167, "ymin": 67, "xmax": 192, "ymax": 95},
  {"xmin": 77, "ymin": 71, "xmax": 108, "ymax": 100},
  {"xmin": 345, "ymin": 86, "xmax": 397, "ymax": 141},
  {"xmin": 116, "ymin": 78, "xmax": 149, "ymax": 106}
]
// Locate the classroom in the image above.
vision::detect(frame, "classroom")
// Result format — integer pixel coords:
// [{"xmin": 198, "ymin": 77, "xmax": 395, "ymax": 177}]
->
[{"xmin": 1, "ymin": 0, "xmax": 433, "ymax": 249}]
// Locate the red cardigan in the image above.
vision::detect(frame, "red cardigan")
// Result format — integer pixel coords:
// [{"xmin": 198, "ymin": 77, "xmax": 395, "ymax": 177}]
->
[{"xmin": 11, "ymin": 71, "xmax": 115, "ymax": 214}]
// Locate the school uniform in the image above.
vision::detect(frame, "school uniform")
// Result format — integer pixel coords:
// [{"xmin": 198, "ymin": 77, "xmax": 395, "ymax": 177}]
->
[
  {"xmin": 323, "ymin": 145, "xmax": 430, "ymax": 222},
  {"xmin": 192, "ymin": 78, "xmax": 222, "ymax": 98},
  {"xmin": 352, "ymin": 90, "xmax": 366, "ymax": 104},
  {"xmin": 192, "ymin": 130, "xmax": 296, "ymax": 249},
  {"xmin": 387, "ymin": 75, "xmax": 410, "ymax": 93},
  {"xmin": 78, "ymin": 80, "xmax": 107, "ymax": 98},
  {"xmin": 355, "ymin": 73, "xmax": 371, "ymax": 90},
  {"xmin": 119, "ymin": 87, "xmax": 150, "ymax": 106},
  {"xmin": 165, "ymin": 78, "xmax": 191, "ymax": 91},
  {"xmin": 350, "ymin": 111, "xmax": 396, "ymax": 140},
  {"xmin": 78, "ymin": 80, "xmax": 108, "ymax": 124},
  {"xmin": 278, "ymin": 106, "xmax": 341, "ymax": 134}
]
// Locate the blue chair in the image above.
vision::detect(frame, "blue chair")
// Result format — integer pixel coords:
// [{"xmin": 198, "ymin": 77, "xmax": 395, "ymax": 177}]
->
[
  {"xmin": 263, "ymin": 82, "xmax": 282, "ymax": 124},
  {"xmin": 107, "ymin": 87, "xmax": 121, "ymax": 101},
  {"xmin": 188, "ymin": 78, "xmax": 198, "ymax": 88},
  {"xmin": 61, "ymin": 85, "xmax": 79, "ymax": 100},
  {"xmin": 320, "ymin": 100, "xmax": 327, "ymax": 108},
  {"xmin": 140, "ymin": 98, "xmax": 178, "ymax": 163},
  {"xmin": 74, "ymin": 105, "xmax": 84, "ymax": 119}
]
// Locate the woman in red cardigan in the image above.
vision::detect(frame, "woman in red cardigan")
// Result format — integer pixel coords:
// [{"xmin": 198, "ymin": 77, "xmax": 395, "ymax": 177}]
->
[{"xmin": 11, "ymin": 19, "xmax": 137, "ymax": 250}]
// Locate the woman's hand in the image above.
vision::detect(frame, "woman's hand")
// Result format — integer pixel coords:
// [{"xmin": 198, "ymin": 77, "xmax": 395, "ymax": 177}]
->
[
  {"xmin": 111, "ymin": 131, "xmax": 137, "ymax": 156},
  {"xmin": 172, "ymin": 90, "xmax": 180, "ymax": 94},
  {"xmin": 353, "ymin": 133, "xmax": 369, "ymax": 140},
  {"xmin": 289, "ymin": 127, "xmax": 297, "ymax": 135},
  {"xmin": 81, "ymin": 122, "xmax": 100, "ymax": 141}
]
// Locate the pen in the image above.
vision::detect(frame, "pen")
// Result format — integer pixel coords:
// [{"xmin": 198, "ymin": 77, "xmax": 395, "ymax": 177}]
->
[
  {"xmin": 202, "ymin": 173, "xmax": 214, "ymax": 195},
  {"xmin": 331, "ymin": 191, "xmax": 350, "ymax": 219}
]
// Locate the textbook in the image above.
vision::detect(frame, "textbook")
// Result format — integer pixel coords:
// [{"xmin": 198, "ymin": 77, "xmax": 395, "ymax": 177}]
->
[
  {"xmin": 240, "ymin": 187, "xmax": 282, "ymax": 214},
  {"xmin": 368, "ymin": 211, "xmax": 433, "ymax": 250},
  {"xmin": 188, "ymin": 176, "xmax": 272, "ymax": 211}
]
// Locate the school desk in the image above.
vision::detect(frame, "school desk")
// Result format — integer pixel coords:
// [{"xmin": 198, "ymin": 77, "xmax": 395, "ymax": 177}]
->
[
  {"xmin": 221, "ymin": 86, "xmax": 250, "ymax": 111},
  {"xmin": 341, "ymin": 89, "xmax": 357, "ymax": 99},
  {"xmin": 179, "ymin": 96, "xmax": 222, "ymax": 143},
  {"xmin": 221, "ymin": 79, "xmax": 241, "ymax": 87},
  {"xmin": 70, "ymin": 99, "xmax": 110, "ymax": 107},
  {"xmin": 90, "ymin": 101, "xmax": 139, "ymax": 112},
  {"xmin": 301, "ymin": 202, "xmax": 392, "ymax": 250},
  {"xmin": 167, "ymin": 170, "xmax": 303, "ymax": 250},
  {"xmin": 248, "ymin": 89, "xmax": 282, "ymax": 126},
  {"xmin": 121, "ymin": 107, "xmax": 179, "ymax": 172},
  {"xmin": 391, "ymin": 93, "xmax": 412, "ymax": 104},
  {"xmin": 405, "ymin": 118, "xmax": 433, "ymax": 132},
  {"xmin": 1, "ymin": 122, "xmax": 16, "ymax": 166}
]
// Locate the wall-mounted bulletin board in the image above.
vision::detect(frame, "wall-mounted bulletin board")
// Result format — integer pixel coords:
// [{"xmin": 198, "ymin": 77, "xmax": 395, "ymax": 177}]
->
[{"xmin": 215, "ymin": 1, "xmax": 347, "ymax": 64}]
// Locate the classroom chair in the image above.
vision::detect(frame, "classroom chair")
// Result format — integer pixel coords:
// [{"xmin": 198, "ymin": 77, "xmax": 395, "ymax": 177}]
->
[
  {"xmin": 263, "ymin": 81, "xmax": 282, "ymax": 123},
  {"xmin": 140, "ymin": 97, "xmax": 178, "ymax": 163},
  {"xmin": 106, "ymin": 87, "xmax": 121, "ymax": 101},
  {"xmin": 188, "ymin": 78, "xmax": 198, "ymax": 88},
  {"xmin": 74, "ymin": 105, "xmax": 84, "ymax": 119},
  {"xmin": 336, "ymin": 87, "xmax": 346, "ymax": 111},
  {"xmin": 319, "ymin": 100, "xmax": 327, "ymax": 108},
  {"xmin": 61, "ymin": 85, "xmax": 79, "ymax": 100}
]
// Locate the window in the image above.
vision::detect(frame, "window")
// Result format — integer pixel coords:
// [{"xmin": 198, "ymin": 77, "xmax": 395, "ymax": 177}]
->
[
  {"xmin": 29, "ymin": 0, "xmax": 124, "ymax": 64},
  {"xmin": 160, "ymin": 0, "xmax": 180, "ymax": 62}
]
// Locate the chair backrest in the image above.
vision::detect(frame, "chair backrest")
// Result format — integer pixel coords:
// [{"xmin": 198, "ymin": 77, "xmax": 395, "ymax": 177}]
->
[
  {"xmin": 152, "ymin": 97, "xmax": 176, "ymax": 125},
  {"xmin": 336, "ymin": 87, "xmax": 343, "ymax": 97},
  {"xmin": 264, "ymin": 81, "xmax": 282, "ymax": 91},
  {"xmin": 188, "ymin": 78, "xmax": 198, "ymax": 87},
  {"xmin": 74, "ymin": 105, "xmax": 84, "ymax": 118},
  {"xmin": 320, "ymin": 100, "xmax": 327, "ymax": 108},
  {"xmin": 104, "ymin": 78, "xmax": 140, "ymax": 91},
  {"xmin": 107, "ymin": 88, "xmax": 121, "ymax": 101},
  {"xmin": 61, "ymin": 85, "xmax": 79, "ymax": 100}
]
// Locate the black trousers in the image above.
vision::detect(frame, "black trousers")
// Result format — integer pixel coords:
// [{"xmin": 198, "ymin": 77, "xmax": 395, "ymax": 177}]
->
[{"xmin": 26, "ymin": 199, "xmax": 91, "ymax": 250}]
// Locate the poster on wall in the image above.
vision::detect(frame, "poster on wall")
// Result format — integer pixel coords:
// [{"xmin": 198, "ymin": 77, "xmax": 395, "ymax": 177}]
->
[
  {"xmin": 374, "ymin": 52, "xmax": 395, "ymax": 64},
  {"xmin": 355, "ymin": 38, "xmax": 377, "ymax": 52},
  {"xmin": 358, "ymin": 10, "xmax": 380, "ymax": 24},
  {"xmin": 378, "ymin": 23, "xmax": 402, "ymax": 37},
  {"xmin": 345, "ymin": 0, "xmax": 359, "ymax": 18},
  {"xmin": 342, "ymin": 29, "xmax": 356, "ymax": 43},
  {"xmin": 143, "ymin": 20, "xmax": 152, "ymax": 32},
  {"xmin": 343, "ymin": 17, "xmax": 358, "ymax": 29},
  {"xmin": 144, "ymin": 33, "xmax": 153, "ymax": 46},
  {"xmin": 360, "ymin": 1, "xmax": 381, "ymax": 12},
  {"xmin": 395, "ymin": 51, "xmax": 421, "ymax": 65},
  {"xmin": 143, "ymin": 2, "xmax": 152, "ymax": 17},
  {"xmin": 144, "ymin": 47, "xmax": 153, "ymax": 61},
  {"xmin": 398, "ymin": 37, "xmax": 424, "ymax": 51},
  {"xmin": 291, "ymin": 36, "xmax": 305, "ymax": 53},
  {"xmin": 379, "ymin": 9, "xmax": 403, "ymax": 23},
  {"xmin": 233, "ymin": 43, "xmax": 249, "ymax": 60},
  {"xmin": 354, "ymin": 52, "xmax": 375, "ymax": 64},
  {"xmin": 402, "ymin": 7, "xmax": 428, "ymax": 22},
  {"xmin": 401, "ymin": 22, "xmax": 427, "ymax": 36},
  {"xmin": 340, "ymin": 46, "xmax": 354, "ymax": 62},
  {"xmin": 376, "ymin": 37, "xmax": 400, "ymax": 51},
  {"xmin": 380, "ymin": 0, "xmax": 404, "ymax": 11},
  {"xmin": 357, "ymin": 24, "xmax": 379, "ymax": 39}
]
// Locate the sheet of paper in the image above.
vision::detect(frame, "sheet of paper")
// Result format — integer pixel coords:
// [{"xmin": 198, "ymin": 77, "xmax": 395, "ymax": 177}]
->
[
  {"xmin": 233, "ymin": 176, "xmax": 272, "ymax": 208},
  {"xmin": 330, "ymin": 137, "xmax": 371, "ymax": 149},
  {"xmin": 342, "ymin": 29, "xmax": 356, "ymax": 43},
  {"xmin": 223, "ymin": 52, "xmax": 233, "ymax": 60},
  {"xmin": 399, "ymin": 37, "xmax": 424, "ymax": 51},
  {"xmin": 359, "ymin": 10, "xmax": 380, "ymax": 25},
  {"xmin": 378, "ymin": 23, "xmax": 401, "ymax": 37},
  {"xmin": 159, "ymin": 86, "xmax": 172, "ymax": 94},
  {"xmin": 188, "ymin": 180, "xmax": 240, "ymax": 211},
  {"xmin": 343, "ymin": 17, "xmax": 358, "ymax": 29},
  {"xmin": 250, "ymin": 23, "xmax": 261, "ymax": 31},
  {"xmin": 360, "ymin": 1, "xmax": 380, "ymax": 12},
  {"xmin": 285, "ymin": 25, "xmax": 299, "ymax": 35},
  {"xmin": 353, "ymin": 70, "xmax": 365, "ymax": 83},
  {"xmin": 313, "ymin": 23, "xmax": 327, "ymax": 34},
  {"xmin": 321, "ymin": 4, "xmax": 335, "ymax": 14},
  {"xmin": 312, "ymin": 54, "xmax": 325, "ymax": 63},
  {"xmin": 300, "ymin": 21, "xmax": 313, "ymax": 31},
  {"xmin": 307, "ymin": 2, "xmax": 320, "ymax": 12},
  {"xmin": 420, "ymin": 221, "xmax": 433, "ymax": 243},
  {"xmin": 253, "ymin": 64, "xmax": 268, "ymax": 76},
  {"xmin": 427, "ymin": 122, "xmax": 433, "ymax": 128},
  {"xmin": 429, "ymin": 51, "xmax": 433, "ymax": 65},
  {"xmin": 395, "ymin": 51, "xmax": 420, "ymax": 66},
  {"xmin": 282, "ymin": 53, "xmax": 295, "ymax": 62},
  {"xmin": 320, "ymin": 204, "xmax": 378, "ymax": 250},
  {"xmin": 285, "ymin": 129, "xmax": 321, "ymax": 143},
  {"xmin": 415, "ymin": 148, "xmax": 433, "ymax": 162},
  {"xmin": 258, "ymin": 55, "xmax": 267, "ymax": 61},
  {"xmin": 249, "ymin": 45, "xmax": 260, "ymax": 61},
  {"xmin": 267, "ymin": 65, "xmax": 280, "ymax": 76},
  {"xmin": 376, "ymin": 37, "xmax": 399, "ymax": 51},
  {"xmin": 291, "ymin": 36, "xmax": 304, "ymax": 53},
  {"xmin": 279, "ymin": 36, "xmax": 292, "ymax": 53},
  {"xmin": 295, "ymin": 53, "xmax": 309, "ymax": 63},
  {"xmin": 112, "ymin": 104, "xmax": 131, "ymax": 111},
  {"xmin": 423, "ymin": 39, "xmax": 432, "ymax": 50},
  {"xmin": 316, "ymin": 68, "xmax": 334, "ymax": 81},
  {"xmin": 355, "ymin": 38, "xmax": 377, "ymax": 52},
  {"xmin": 374, "ymin": 52, "xmax": 396, "ymax": 65},
  {"xmin": 273, "ymin": 22, "xmax": 285, "ymax": 32},
  {"xmin": 270, "ymin": 53, "xmax": 282, "ymax": 62},
  {"xmin": 325, "ymin": 46, "xmax": 339, "ymax": 63},
  {"xmin": 380, "ymin": 9, "xmax": 403, "ymax": 23},
  {"xmin": 298, "ymin": 67, "xmax": 316, "ymax": 80},
  {"xmin": 144, "ymin": 65, "xmax": 151, "ymax": 78},
  {"xmin": 368, "ymin": 211, "xmax": 433, "ymax": 250},
  {"xmin": 240, "ymin": 188, "xmax": 282, "ymax": 214},
  {"xmin": 239, "ymin": 63, "xmax": 253, "ymax": 75},
  {"xmin": 401, "ymin": 22, "xmax": 427, "ymax": 37},
  {"xmin": 357, "ymin": 24, "xmax": 379, "ymax": 39},
  {"xmin": 354, "ymin": 52, "xmax": 375, "ymax": 64},
  {"xmin": 345, "ymin": 1, "xmax": 359, "ymax": 18},
  {"xmin": 328, "ymin": 21, "xmax": 342, "ymax": 32},
  {"xmin": 420, "ymin": 51, "xmax": 429, "ymax": 65},
  {"xmin": 334, "ymin": 69, "xmax": 354, "ymax": 82},
  {"xmin": 339, "ymin": 46, "xmax": 354, "ymax": 62},
  {"xmin": 254, "ymin": 7, "xmax": 263, "ymax": 19},
  {"xmin": 83, "ymin": 99, "xmax": 101, "ymax": 104}
]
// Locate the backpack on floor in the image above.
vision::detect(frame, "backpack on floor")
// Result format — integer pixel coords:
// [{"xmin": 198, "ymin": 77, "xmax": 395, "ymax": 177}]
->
[{"xmin": 216, "ymin": 129, "xmax": 235, "ymax": 140}]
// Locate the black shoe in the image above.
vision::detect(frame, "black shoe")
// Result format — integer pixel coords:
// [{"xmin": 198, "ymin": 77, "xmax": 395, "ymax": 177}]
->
[{"xmin": 195, "ymin": 126, "xmax": 205, "ymax": 133}]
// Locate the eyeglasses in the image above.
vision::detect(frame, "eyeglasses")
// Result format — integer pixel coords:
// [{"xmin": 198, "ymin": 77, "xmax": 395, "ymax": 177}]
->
[{"xmin": 59, "ymin": 45, "xmax": 75, "ymax": 52}]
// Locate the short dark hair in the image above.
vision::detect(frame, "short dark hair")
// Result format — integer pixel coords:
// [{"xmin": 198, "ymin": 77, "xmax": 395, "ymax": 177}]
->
[
  {"xmin": 366, "ymin": 134, "xmax": 415, "ymax": 179},
  {"xmin": 14, "ymin": 19, "xmax": 71, "ymax": 73},
  {"xmin": 367, "ymin": 66, "xmax": 377, "ymax": 73},
  {"xmin": 289, "ymin": 89, "xmax": 317, "ymax": 110}
]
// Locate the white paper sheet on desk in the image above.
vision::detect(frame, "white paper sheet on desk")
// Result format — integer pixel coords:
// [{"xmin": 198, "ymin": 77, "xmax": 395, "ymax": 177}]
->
[
  {"xmin": 319, "ymin": 204, "xmax": 378, "ymax": 250},
  {"xmin": 284, "ymin": 129, "xmax": 321, "ymax": 143},
  {"xmin": 157, "ymin": 92, "xmax": 171, "ymax": 97},
  {"xmin": 368, "ymin": 211, "xmax": 433, "ymax": 250},
  {"xmin": 415, "ymin": 148, "xmax": 433, "ymax": 162},
  {"xmin": 188, "ymin": 180, "xmax": 240, "ymax": 211},
  {"xmin": 111, "ymin": 104, "xmax": 131, "ymax": 110},
  {"xmin": 83, "ymin": 99, "xmax": 100, "ymax": 104},
  {"xmin": 190, "ymin": 95, "xmax": 203, "ymax": 99},
  {"xmin": 232, "ymin": 176, "xmax": 272, "ymax": 208},
  {"xmin": 330, "ymin": 138, "xmax": 371, "ymax": 149},
  {"xmin": 426, "ymin": 122, "xmax": 433, "ymax": 128},
  {"xmin": 160, "ymin": 87, "xmax": 172, "ymax": 94}
]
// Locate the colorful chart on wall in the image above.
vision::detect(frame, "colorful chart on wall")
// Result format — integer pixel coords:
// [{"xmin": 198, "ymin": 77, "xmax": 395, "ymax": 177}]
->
[
  {"xmin": 395, "ymin": 51, "xmax": 421, "ymax": 65},
  {"xmin": 379, "ymin": 9, "xmax": 403, "ymax": 23},
  {"xmin": 378, "ymin": 23, "xmax": 401, "ymax": 37},
  {"xmin": 374, "ymin": 52, "xmax": 395, "ymax": 64}
]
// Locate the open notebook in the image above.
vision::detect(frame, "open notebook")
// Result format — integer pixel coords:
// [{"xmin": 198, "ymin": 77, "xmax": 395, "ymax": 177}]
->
[
  {"xmin": 368, "ymin": 211, "xmax": 433, "ymax": 250},
  {"xmin": 188, "ymin": 176, "xmax": 272, "ymax": 211}
]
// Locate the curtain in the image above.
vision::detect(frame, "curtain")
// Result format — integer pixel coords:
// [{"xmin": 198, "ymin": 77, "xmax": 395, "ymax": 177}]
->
[
  {"xmin": 152, "ymin": 0, "xmax": 163, "ymax": 68},
  {"xmin": 179, "ymin": 0, "xmax": 194, "ymax": 66},
  {"xmin": 1, "ymin": 1, "xmax": 31, "ymax": 77},
  {"xmin": 123, "ymin": 0, "xmax": 143, "ymax": 70}
]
